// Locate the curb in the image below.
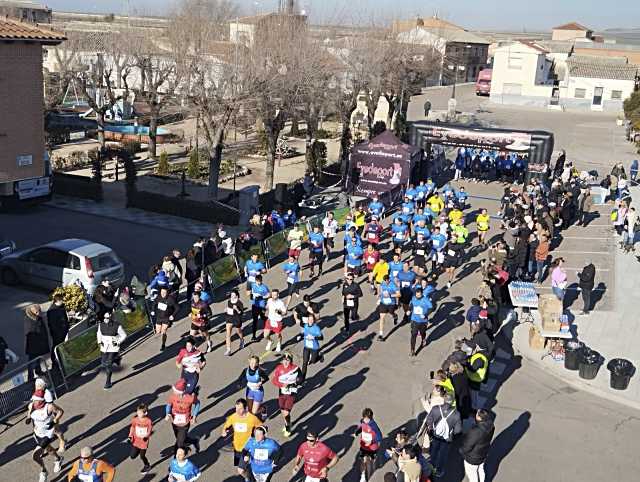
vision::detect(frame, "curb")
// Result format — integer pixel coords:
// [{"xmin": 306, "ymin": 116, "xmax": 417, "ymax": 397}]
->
[{"xmin": 512, "ymin": 325, "xmax": 640, "ymax": 412}]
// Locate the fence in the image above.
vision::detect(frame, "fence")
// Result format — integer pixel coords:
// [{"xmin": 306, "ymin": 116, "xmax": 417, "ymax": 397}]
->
[
  {"xmin": 54, "ymin": 296, "xmax": 152, "ymax": 389},
  {"xmin": 0, "ymin": 355, "xmax": 56, "ymax": 426},
  {"xmin": 205, "ymin": 255, "xmax": 241, "ymax": 291}
]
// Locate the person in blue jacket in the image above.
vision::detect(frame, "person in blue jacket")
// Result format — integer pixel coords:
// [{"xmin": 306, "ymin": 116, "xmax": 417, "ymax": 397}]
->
[
  {"xmin": 283, "ymin": 209, "xmax": 297, "ymax": 228},
  {"xmin": 148, "ymin": 270, "xmax": 169, "ymax": 297},
  {"xmin": 454, "ymin": 149, "xmax": 466, "ymax": 181},
  {"xmin": 514, "ymin": 154, "xmax": 526, "ymax": 185},
  {"xmin": 503, "ymin": 153, "xmax": 514, "ymax": 182},
  {"xmin": 250, "ymin": 275, "xmax": 270, "ymax": 342},
  {"xmin": 299, "ymin": 313, "xmax": 323, "ymax": 381},
  {"xmin": 455, "ymin": 186, "xmax": 468, "ymax": 210},
  {"xmin": 244, "ymin": 253, "xmax": 267, "ymax": 297},
  {"xmin": 241, "ymin": 426, "xmax": 282, "ymax": 482},
  {"xmin": 409, "ymin": 288, "xmax": 433, "ymax": 356},
  {"xmin": 168, "ymin": 447, "xmax": 201, "ymax": 482},
  {"xmin": 270, "ymin": 210, "xmax": 285, "ymax": 233}
]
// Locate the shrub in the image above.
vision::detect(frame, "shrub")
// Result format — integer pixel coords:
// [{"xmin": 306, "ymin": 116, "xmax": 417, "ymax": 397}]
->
[
  {"xmin": 315, "ymin": 128, "xmax": 332, "ymax": 139},
  {"xmin": 156, "ymin": 151, "xmax": 170, "ymax": 175},
  {"xmin": 187, "ymin": 148, "xmax": 202, "ymax": 179},
  {"xmin": 52, "ymin": 284, "xmax": 88, "ymax": 314},
  {"xmin": 122, "ymin": 140, "xmax": 141, "ymax": 156}
]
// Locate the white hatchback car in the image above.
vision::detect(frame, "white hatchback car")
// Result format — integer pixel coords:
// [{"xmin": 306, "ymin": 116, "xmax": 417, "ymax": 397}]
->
[{"xmin": 0, "ymin": 238, "xmax": 125, "ymax": 294}]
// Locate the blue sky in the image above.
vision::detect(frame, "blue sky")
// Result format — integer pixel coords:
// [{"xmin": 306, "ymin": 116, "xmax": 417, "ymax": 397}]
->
[{"xmin": 45, "ymin": 0, "xmax": 640, "ymax": 31}]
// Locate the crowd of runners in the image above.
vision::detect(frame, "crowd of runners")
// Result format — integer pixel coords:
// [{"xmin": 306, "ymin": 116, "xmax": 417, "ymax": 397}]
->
[{"xmin": 22, "ymin": 154, "xmax": 614, "ymax": 482}]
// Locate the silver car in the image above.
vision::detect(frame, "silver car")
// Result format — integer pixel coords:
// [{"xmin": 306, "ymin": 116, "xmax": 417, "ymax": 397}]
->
[{"xmin": 0, "ymin": 239, "xmax": 124, "ymax": 294}]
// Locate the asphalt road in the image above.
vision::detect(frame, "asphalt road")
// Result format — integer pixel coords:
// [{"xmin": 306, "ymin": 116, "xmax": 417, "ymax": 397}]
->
[{"xmin": 1, "ymin": 185, "xmax": 639, "ymax": 482}]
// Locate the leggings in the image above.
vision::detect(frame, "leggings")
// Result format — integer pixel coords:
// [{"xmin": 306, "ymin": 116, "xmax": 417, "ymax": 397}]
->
[
  {"xmin": 343, "ymin": 301, "xmax": 360, "ymax": 329},
  {"xmin": 410, "ymin": 321, "xmax": 428, "ymax": 352},
  {"xmin": 130, "ymin": 446, "xmax": 150, "ymax": 466},
  {"xmin": 301, "ymin": 348, "xmax": 320, "ymax": 381},
  {"xmin": 251, "ymin": 306, "xmax": 266, "ymax": 337}
]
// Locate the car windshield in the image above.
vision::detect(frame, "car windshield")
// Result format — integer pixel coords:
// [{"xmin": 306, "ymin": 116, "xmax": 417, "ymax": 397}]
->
[{"xmin": 90, "ymin": 252, "xmax": 120, "ymax": 272}]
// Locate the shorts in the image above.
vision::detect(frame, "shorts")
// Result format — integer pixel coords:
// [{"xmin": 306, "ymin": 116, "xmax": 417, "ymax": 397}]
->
[
  {"xmin": 346, "ymin": 265, "xmax": 361, "ymax": 276},
  {"xmin": 33, "ymin": 434, "xmax": 55, "ymax": 449},
  {"xmin": 377, "ymin": 304, "xmax": 396, "ymax": 315},
  {"xmin": 288, "ymin": 248, "xmax": 301, "ymax": 258},
  {"xmin": 226, "ymin": 317, "xmax": 242, "ymax": 328},
  {"xmin": 154, "ymin": 317, "xmax": 171, "ymax": 326},
  {"xmin": 359, "ymin": 447, "xmax": 377, "ymax": 459},
  {"xmin": 264, "ymin": 319, "xmax": 283, "ymax": 334},
  {"xmin": 414, "ymin": 255, "xmax": 426, "ymax": 268},
  {"xmin": 246, "ymin": 388, "xmax": 265, "ymax": 403},
  {"xmin": 287, "ymin": 281, "xmax": 300, "ymax": 296},
  {"xmin": 310, "ymin": 251, "xmax": 324, "ymax": 264},
  {"xmin": 443, "ymin": 259, "xmax": 459, "ymax": 270},
  {"xmin": 393, "ymin": 240, "xmax": 405, "ymax": 250},
  {"xmin": 191, "ymin": 322, "xmax": 209, "ymax": 333},
  {"xmin": 278, "ymin": 393, "xmax": 296, "ymax": 411},
  {"xmin": 399, "ymin": 289, "xmax": 413, "ymax": 305}
]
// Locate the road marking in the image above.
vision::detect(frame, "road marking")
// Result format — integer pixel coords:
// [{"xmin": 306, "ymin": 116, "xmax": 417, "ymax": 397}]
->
[
  {"xmin": 536, "ymin": 286, "xmax": 607, "ymax": 292},
  {"xmin": 560, "ymin": 236, "xmax": 610, "ymax": 240},
  {"xmin": 562, "ymin": 267, "xmax": 610, "ymax": 272},
  {"xmin": 552, "ymin": 250, "xmax": 613, "ymax": 255}
]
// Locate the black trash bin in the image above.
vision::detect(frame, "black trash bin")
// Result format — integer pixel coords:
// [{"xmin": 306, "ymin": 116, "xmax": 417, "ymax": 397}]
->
[
  {"xmin": 564, "ymin": 340, "xmax": 584, "ymax": 371},
  {"xmin": 578, "ymin": 348, "xmax": 602, "ymax": 380},
  {"xmin": 607, "ymin": 358, "xmax": 636, "ymax": 390}
]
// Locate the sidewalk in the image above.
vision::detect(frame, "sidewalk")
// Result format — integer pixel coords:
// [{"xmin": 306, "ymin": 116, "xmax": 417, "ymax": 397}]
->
[{"xmin": 511, "ymin": 193, "xmax": 640, "ymax": 410}]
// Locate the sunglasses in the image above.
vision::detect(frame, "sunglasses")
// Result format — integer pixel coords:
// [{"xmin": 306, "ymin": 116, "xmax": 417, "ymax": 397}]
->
[{"xmin": 306, "ymin": 437, "xmax": 317, "ymax": 442}]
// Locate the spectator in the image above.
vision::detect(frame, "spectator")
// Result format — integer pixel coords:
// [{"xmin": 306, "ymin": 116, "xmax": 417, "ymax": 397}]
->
[
  {"xmin": 550, "ymin": 258, "xmax": 567, "ymax": 303},
  {"xmin": 24, "ymin": 304, "xmax": 50, "ymax": 380},
  {"xmin": 577, "ymin": 262, "xmax": 596, "ymax": 316},
  {"xmin": 630, "ymin": 159, "xmax": 638, "ymax": 183},
  {"xmin": 460, "ymin": 409, "xmax": 495, "ymax": 482},
  {"xmin": 426, "ymin": 393, "xmax": 462, "ymax": 478},
  {"xmin": 46, "ymin": 294, "xmax": 70, "ymax": 348}
]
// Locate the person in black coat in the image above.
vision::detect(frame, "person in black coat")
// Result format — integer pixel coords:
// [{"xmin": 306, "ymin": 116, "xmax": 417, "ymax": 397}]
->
[
  {"xmin": 578, "ymin": 262, "xmax": 596, "ymax": 315},
  {"xmin": 448, "ymin": 361, "xmax": 472, "ymax": 420},
  {"xmin": 460, "ymin": 409, "xmax": 495, "ymax": 481},
  {"xmin": 24, "ymin": 304, "xmax": 50, "ymax": 380},
  {"xmin": 46, "ymin": 294, "xmax": 70, "ymax": 348}
]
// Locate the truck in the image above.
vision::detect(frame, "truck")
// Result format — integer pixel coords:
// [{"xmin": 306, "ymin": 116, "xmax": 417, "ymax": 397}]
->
[
  {"xmin": 0, "ymin": 151, "xmax": 52, "ymax": 208},
  {"xmin": 475, "ymin": 68, "xmax": 492, "ymax": 96}
]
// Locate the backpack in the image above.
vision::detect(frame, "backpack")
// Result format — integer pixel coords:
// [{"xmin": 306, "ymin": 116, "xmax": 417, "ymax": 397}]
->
[{"xmin": 434, "ymin": 406, "xmax": 453, "ymax": 440}]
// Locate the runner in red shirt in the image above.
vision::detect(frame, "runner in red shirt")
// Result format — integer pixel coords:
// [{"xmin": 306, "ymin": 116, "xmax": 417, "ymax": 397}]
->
[
  {"xmin": 292, "ymin": 430, "xmax": 338, "ymax": 481},
  {"xmin": 355, "ymin": 408, "xmax": 383, "ymax": 481},
  {"xmin": 271, "ymin": 352, "xmax": 300, "ymax": 438},
  {"xmin": 363, "ymin": 244, "xmax": 380, "ymax": 275},
  {"xmin": 128, "ymin": 403, "xmax": 153, "ymax": 473}
]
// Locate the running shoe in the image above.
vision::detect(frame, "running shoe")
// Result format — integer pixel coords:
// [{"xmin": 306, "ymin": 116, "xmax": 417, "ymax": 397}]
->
[
  {"xmin": 53, "ymin": 457, "xmax": 63, "ymax": 473},
  {"xmin": 39, "ymin": 471, "xmax": 48, "ymax": 482}
]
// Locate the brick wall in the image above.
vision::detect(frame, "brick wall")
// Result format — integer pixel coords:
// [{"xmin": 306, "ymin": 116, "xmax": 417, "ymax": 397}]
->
[{"xmin": 0, "ymin": 42, "xmax": 45, "ymax": 184}]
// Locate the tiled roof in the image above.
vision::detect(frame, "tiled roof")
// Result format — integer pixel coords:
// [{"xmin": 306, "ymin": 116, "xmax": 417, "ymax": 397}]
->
[
  {"xmin": 536, "ymin": 40, "xmax": 575, "ymax": 54},
  {"xmin": 553, "ymin": 22, "xmax": 590, "ymax": 31},
  {"xmin": 233, "ymin": 13, "xmax": 275, "ymax": 25},
  {"xmin": 0, "ymin": 16, "xmax": 65, "ymax": 43},
  {"xmin": 567, "ymin": 55, "xmax": 638, "ymax": 80},
  {"xmin": 520, "ymin": 40, "xmax": 549, "ymax": 53}
]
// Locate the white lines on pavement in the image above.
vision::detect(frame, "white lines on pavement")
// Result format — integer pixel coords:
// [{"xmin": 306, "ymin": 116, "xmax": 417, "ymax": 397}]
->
[
  {"xmin": 553, "ymin": 250, "xmax": 612, "ymax": 256},
  {"xmin": 536, "ymin": 286, "xmax": 607, "ymax": 292},
  {"xmin": 560, "ymin": 236, "xmax": 610, "ymax": 241},
  {"xmin": 562, "ymin": 267, "xmax": 610, "ymax": 272}
]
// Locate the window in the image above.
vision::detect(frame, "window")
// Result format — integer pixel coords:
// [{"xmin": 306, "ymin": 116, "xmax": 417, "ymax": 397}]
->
[
  {"xmin": 89, "ymin": 252, "xmax": 120, "ymax": 272},
  {"xmin": 66, "ymin": 254, "xmax": 81, "ymax": 270},
  {"xmin": 26, "ymin": 248, "xmax": 67, "ymax": 267},
  {"xmin": 507, "ymin": 56, "xmax": 522, "ymax": 70},
  {"xmin": 611, "ymin": 90, "xmax": 623, "ymax": 100},
  {"xmin": 574, "ymin": 88, "xmax": 586, "ymax": 99}
]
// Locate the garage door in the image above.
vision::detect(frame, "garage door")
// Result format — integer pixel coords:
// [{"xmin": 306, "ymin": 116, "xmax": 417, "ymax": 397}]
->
[{"xmin": 503, "ymin": 83, "xmax": 522, "ymax": 95}]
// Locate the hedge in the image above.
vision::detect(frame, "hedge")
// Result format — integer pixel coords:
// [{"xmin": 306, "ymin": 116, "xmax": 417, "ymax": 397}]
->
[{"xmin": 52, "ymin": 172, "xmax": 102, "ymax": 201}]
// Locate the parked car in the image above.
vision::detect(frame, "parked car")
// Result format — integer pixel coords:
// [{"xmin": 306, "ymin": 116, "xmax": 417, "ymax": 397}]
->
[
  {"xmin": 475, "ymin": 68, "xmax": 492, "ymax": 96},
  {"xmin": 0, "ymin": 239, "xmax": 124, "ymax": 294}
]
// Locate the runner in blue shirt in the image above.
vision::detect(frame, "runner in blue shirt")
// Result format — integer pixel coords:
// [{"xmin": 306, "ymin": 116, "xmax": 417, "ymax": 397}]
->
[
  {"xmin": 415, "ymin": 181, "xmax": 429, "ymax": 208},
  {"xmin": 397, "ymin": 262, "xmax": 417, "ymax": 321},
  {"xmin": 400, "ymin": 196, "xmax": 415, "ymax": 226},
  {"xmin": 282, "ymin": 255, "xmax": 301, "ymax": 308},
  {"xmin": 368, "ymin": 195, "xmax": 385, "ymax": 218},
  {"xmin": 409, "ymin": 288, "xmax": 433, "ymax": 357},
  {"xmin": 424, "ymin": 178, "xmax": 435, "ymax": 198},
  {"xmin": 377, "ymin": 275, "xmax": 400, "ymax": 341},
  {"xmin": 345, "ymin": 239, "xmax": 364, "ymax": 277},
  {"xmin": 342, "ymin": 226, "xmax": 361, "ymax": 263},
  {"xmin": 241, "ymin": 426, "xmax": 282, "ymax": 481},
  {"xmin": 391, "ymin": 217, "xmax": 409, "ymax": 255},
  {"xmin": 250, "ymin": 275, "xmax": 270, "ymax": 341},
  {"xmin": 244, "ymin": 253, "xmax": 267, "ymax": 297},
  {"xmin": 430, "ymin": 226, "xmax": 447, "ymax": 274},
  {"xmin": 388, "ymin": 253, "xmax": 403, "ymax": 282},
  {"xmin": 300, "ymin": 313, "xmax": 324, "ymax": 381},
  {"xmin": 413, "ymin": 218, "xmax": 431, "ymax": 240},
  {"xmin": 168, "ymin": 448, "xmax": 201, "ymax": 482},
  {"xmin": 412, "ymin": 208, "xmax": 427, "ymax": 226},
  {"xmin": 404, "ymin": 185, "xmax": 418, "ymax": 202},
  {"xmin": 308, "ymin": 225, "xmax": 325, "ymax": 278},
  {"xmin": 455, "ymin": 186, "xmax": 468, "ymax": 210}
]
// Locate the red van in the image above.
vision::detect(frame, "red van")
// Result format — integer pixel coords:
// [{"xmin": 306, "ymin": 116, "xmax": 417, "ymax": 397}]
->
[{"xmin": 475, "ymin": 69, "xmax": 492, "ymax": 96}]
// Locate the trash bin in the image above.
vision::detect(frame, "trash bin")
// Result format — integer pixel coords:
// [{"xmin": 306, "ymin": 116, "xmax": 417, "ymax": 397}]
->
[
  {"xmin": 578, "ymin": 348, "xmax": 602, "ymax": 380},
  {"xmin": 607, "ymin": 358, "xmax": 636, "ymax": 390},
  {"xmin": 564, "ymin": 340, "xmax": 583, "ymax": 371}
]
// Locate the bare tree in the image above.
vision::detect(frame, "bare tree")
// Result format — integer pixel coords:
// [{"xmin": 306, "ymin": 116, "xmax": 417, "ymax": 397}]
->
[{"xmin": 45, "ymin": 33, "xmax": 82, "ymax": 110}]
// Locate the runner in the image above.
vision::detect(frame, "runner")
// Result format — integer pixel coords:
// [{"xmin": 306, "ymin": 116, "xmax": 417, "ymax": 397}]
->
[
  {"xmin": 239, "ymin": 355, "xmax": 269, "ymax": 417},
  {"xmin": 391, "ymin": 216, "xmax": 409, "ymax": 256},
  {"xmin": 377, "ymin": 274, "xmax": 400, "ymax": 341},
  {"xmin": 412, "ymin": 232, "xmax": 430, "ymax": 279},
  {"xmin": 388, "ymin": 253, "xmax": 404, "ymax": 283},
  {"xmin": 66, "ymin": 446, "xmax": 115, "ymax": 482},
  {"xmin": 189, "ymin": 291, "xmax": 212, "ymax": 353},
  {"xmin": 299, "ymin": 313, "xmax": 324, "ymax": 382},
  {"xmin": 168, "ymin": 447, "xmax": 201, "ymax": 482},
  {"xmin": 476, "ymin": 208, "xmax": 490, "ymax": 248},
  {"xmin": 241, "ymin": 426, "xmax": 282, "ymax": 482},
  {"xmin": 430, "ymin": 226, "xmax": 447, "ymax": 276},
  {"xmin": 225, "ymin": 289, "xmax": 245, "ymax": 355},
  {"xmin": 342, "ymin": 273, "xmax": 363, "ymax": 333},
  {"xmin": 250, "ymin": 275, "xmax": 270, "ymax": 342},
  {"xmin": 370, "ymin": 256, "xmax": 389, "ymax": 294},
  {"xmin": 293, "ymin": 294, "xmax": 320, "ymax": 328},
  {"xmin": 363, "ymin": 216, "xmax": 383, "ymax": 248},
  {"xmin": 28, "ymin": 390, "xmax": 64, "ymax": 482},
  {"xmin": 264, "ymin": 289, "xmax": 287, "ymax": 352},
  {"xmin": 345, "ymin": 237, "xmax": 364, "ymax": 277},
  {"xmin": 308, "ymin": 225, "xmax": 325, "ymax": 278},
  {"xmin": 354, "ymin": 205, "xmax": 367, "ymax": 235},
  {"xmin": 444, "ymin": 233, "xmax": 465, "ymax": 289},
  {"xmin": 151, "ymin": 286, "xmax": 179, "ymax": 351},
  {"xmin": 342, "ymin": 226, "xmax": 361, "ymax": 263},
  {"xmin": 292, "ymin": 430, "xmax": 339, "ymax": 481},
  {"xmin": 128, "ymin": 403, "xmax": 153, "ymax": 474},
  {"xmin": 287, "ymin": 223, "xmax": 305, "ymax": 260},
  {"xmin": 97, "ymin": 311, "xmax": 126, "ymax": 390},
  {"xmin": 165, "ymin": 379, "xmax": 201, "ymax": 454},
  {"xmin": 28, "ymin": 379, "xmax": 65, "ymax": 452},
  {"xmin": 397, "ymin": 261, "xmax": 417, "ymax": 322},
  {"xmin": 221, "ymin": 399, "xmax": 262, "ymax": 476},
  {"xmin": 355, "ymin": 408, "xmax": 383, "ymax": 482},
  {"xmin": 322, "ymin": 211, "xmax": 339, "ymax": 258},
  {"xmin": 368, "ymin": 194, "xmax": 385, "ymax": 218},
  {"xmin": 282, "ymin": 255, "xmax": 302, "ymax": 308},
  {"xmin": 244, "ymin": 253, "xmax": 267, "ymax": 298},
  {"xmin": 409, "ymin": 288, "xmax": 433, "ymax": 357},
  {"xmin": 176, "ymin": 337, "xmax": 206, "ymax": 395},
  {"xmin": 271, "ymin": 352, "xmax": 300, "ymax": 437}
]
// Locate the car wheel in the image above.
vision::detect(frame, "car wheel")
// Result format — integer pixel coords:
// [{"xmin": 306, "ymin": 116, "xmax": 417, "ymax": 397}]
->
[{"xmin": 1, "ymin": 267, "xmax": 19, "ymax": 286}]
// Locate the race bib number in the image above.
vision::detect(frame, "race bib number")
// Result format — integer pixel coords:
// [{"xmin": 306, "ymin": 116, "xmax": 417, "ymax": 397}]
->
[
  {"xmin": 346, "ymin": 299, "xmax": 355, "ymax": 307},
  {"xmin": 401, "ymin": 281, "xmax": 410, "ymax": 287},
  {"xmin": 173, "ymin": 413, "xmax": 187, "ymax": 425},
  {"xmin": 413, "ymin": 306, "xmax": 424, "ymax": 315},
  {"xmin": 416, "ymin": 249, "xmax": 425, "ymax": 256},
  {"xmin": 170, "ymin": 473, "xmax": 187, "ymax": 482},
  {"xmin": 362, "ymin": 432, "xmax": 373, "ymax": 444},
  {"xmin": 305, "ymin": 338, "xmax": 315, "ymax": 349},
  {"xmin": 254, "ymin": 448, "xmax": 269, "ymax": 461},
  {"xmin": 382, "ymin": 297, "xmax": 391, "ymax": 304},
  {"xmin": 367, "ymin": 257, "xmax": 376, "ymax": 264},
  {"xmin": 79, "ymin": 475, "xmax": 97, "ymax": 482},
  {"xmin": 234, "ymin": 422, "xmax": 248, "ymax": 433},
  {"xmin": 135, "ymin": 426, "xmax": 148, "ymax": 438},
  {"xmin": 157, "ymin": 302, "xmax": 167, "ymax": 311},
  {"xmin": 403, "ymin": 207, "xmax": 410, "ymax": 213},
  {"xmin": 448, "ymin": 250, "xmax": 456, "ymax": 256},
  {"xmin": 226, "ymin": 307, "xmax": 235, "ymax": 315},
  {"xmin": 287, "ymin": 276, "xmax": 295, "ymax": 284},
  {"xmin": 247, "ymin": 275, "xmax": 256, "ymax": 282},
  {"xmin": 305, "ymin": 477, "xmax": 321, "ymax": 482},
  {"xmin": 368, "ymin": 232, "xmax": 376, "ymax": 239}
]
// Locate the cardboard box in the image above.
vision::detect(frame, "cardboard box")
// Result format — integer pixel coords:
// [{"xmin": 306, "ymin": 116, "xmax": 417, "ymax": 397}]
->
[
  {"xmin": 539, "ymin": 294, "xmax": 563, "ymax": 330},
  {"xmin": 542, "ymin": 315, "xmax": 561, "ymax": 332},
  {"xmin": 529, "ymin": 325, "xmax": 545, "ymax": 350}
]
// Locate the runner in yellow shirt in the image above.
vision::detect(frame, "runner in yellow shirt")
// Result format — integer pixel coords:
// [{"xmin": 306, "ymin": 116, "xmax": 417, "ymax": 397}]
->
[
  {"xmin": 222, "ymin": 399, "xmax": 262, "ymax": 476},
  {"xmin": 476, "ymin": 208, "xmax": 490, "ymax": 248},
  {"xmin": 448, "ymin": 207, "xmax": 464, "ymax": 226},
  {"xmin": 427, "ymin": 193, "xmax": 444, "ymax": 214},
  {"xmin": 353, "ymin": 206, "xmax": 366, "ymax": 234},
  {"xmin": 369, "ymin": 258, "xmax": 389, "ymax": 294}
]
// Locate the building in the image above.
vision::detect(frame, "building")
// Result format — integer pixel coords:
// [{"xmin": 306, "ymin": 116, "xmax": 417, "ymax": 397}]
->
[
  {"xmin": 392, "ymin": 15, "xmax": 463, "ymax": 35},
  {"xmin": 551, "ymin": 22, "xmax": 594, "ymax": 42},
  {"xmin": 0, "ymin": 17, "xmax": 65, "ymax": 202},
  {"xmin": 0, "ymin": 1, "xmax": 52, "ymax": 23},
  {"xmin": 229, "ymin": 12, "xmax": 307, "ymax": 47},
  {"xmin": 397, "ymin": 21, "xmax": 490, "ymax": 85},
  {"xmin": 490, "ymin": 42, "xmax": 554, "ymax": 107},
  {"xmin": 489, "ymin": 40, "xmax": 639, "ymax": 112}
]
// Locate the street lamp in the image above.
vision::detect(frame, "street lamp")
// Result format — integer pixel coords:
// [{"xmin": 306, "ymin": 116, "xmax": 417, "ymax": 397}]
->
[{"xmin": 447, "ymin": 63, "xmax": 466, "ymax": 100}]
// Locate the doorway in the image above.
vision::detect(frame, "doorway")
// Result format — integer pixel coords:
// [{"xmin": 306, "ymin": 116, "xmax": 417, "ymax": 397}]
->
[{"xmin": 592, "ymin": 87, "xmax": 604, "ymax": 109}]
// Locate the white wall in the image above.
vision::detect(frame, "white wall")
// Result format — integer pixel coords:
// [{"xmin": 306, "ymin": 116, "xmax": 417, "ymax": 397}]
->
[
  {"xmin": 229, "ymin": 23, "xmax": 255, "ymax": 46},
  {"xmin": 490, "ymin": 44, "xmax": 553, "ymax": 98},
  {"xmin": 562, "ymin": 76, "xmax": 635, "ymax": 111}
]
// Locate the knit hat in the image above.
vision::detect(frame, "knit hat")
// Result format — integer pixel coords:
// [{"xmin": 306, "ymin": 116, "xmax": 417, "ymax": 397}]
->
[{"xmin": 174, "ymin": 379, "xmax": 187, "ymax": 393}]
